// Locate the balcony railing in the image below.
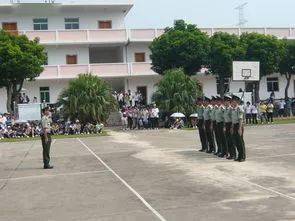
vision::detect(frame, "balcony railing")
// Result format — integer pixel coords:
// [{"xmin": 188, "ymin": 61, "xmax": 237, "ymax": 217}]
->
[
  {"xmin": 14, "ymin": 27, "xmax": 295, "ymax": 44},
  {"xmin": 37, "ymin": 62, "xmax": 157, "ymax": 79},
  {"xmin": 20, "ymin": 29, "xmax": 129, "ymax": 44}
]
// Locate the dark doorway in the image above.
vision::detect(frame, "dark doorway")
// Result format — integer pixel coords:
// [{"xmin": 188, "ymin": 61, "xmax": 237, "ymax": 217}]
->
[{"xmin": 137, "ymin": 86, "xmax": 147, "ymax": 105}]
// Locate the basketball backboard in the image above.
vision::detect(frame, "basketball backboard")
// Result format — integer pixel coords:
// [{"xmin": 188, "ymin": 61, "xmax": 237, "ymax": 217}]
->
[{"xmin": 233, "ymin": 61, "xmax": 260, "ymax": 81}]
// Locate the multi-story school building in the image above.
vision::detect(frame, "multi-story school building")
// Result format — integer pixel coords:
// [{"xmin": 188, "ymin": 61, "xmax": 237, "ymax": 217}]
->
[{"xmin": 0, "ymin": 0, "xmax": 294, "ymax": 112}]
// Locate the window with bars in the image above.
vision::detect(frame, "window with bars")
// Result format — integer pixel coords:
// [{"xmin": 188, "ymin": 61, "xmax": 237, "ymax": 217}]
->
[
  {"xmin": 33, "ymin": 18, "xmax": 48, "ymax": 30},
  {"xmin": 267, "ymin": 77, "xmax": 279, "ymax": 92},
  {"xmin": 65, "ymin": 18, "xmax": 79, "ymax": 30}
]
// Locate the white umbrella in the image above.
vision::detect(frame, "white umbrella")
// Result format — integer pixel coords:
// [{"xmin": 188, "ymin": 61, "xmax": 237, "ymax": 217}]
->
[
  {"xmin": 190, "ymin": 113, "xmax": 199, "ymax": 118},
  {"xmin": 170, "ymin": 112, "xmax": 186, "ymax": 118}
]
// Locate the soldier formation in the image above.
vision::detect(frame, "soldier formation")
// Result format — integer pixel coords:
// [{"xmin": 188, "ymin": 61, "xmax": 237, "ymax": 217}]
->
[{"xmin": 196, "ymin": 95, "xmax": 246, "ymax": 162}]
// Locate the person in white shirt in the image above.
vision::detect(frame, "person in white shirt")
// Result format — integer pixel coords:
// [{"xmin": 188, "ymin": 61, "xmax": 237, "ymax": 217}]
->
[
  {"xmin": 151, "ymin": 104, "xmax": 159, "ymax": 129},
  {"xmin": 251, "ymin": 104, "xmax": 258, "ymax": 124},
  {"xmin": 278, "ymin": 99, "xmax": 286, "ymax": 118},
  {"xmin": 245, "ymin": 102, "xmax": 252, "ymax": 124}
]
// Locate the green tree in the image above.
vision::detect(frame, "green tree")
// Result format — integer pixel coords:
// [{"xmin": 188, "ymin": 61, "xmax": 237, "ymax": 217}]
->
[
  {"xmin": 0, "ymin": 30, "xmax": 47, "ymax": 113},
  {"xmin": 152, "ymin": 69, "xmax": 202, "ymax": 116},
  {"xmin": 149, "ymin": 20, "xmax": 210, "ymax": 76},
  {"xmin": 240, "ymin": 33, "xmax": 285, "ymax": 101},
  {"xmin": 209, "ymin": 32, "xmax": 245, "ymax": 98},
  {"xmin": 279, "ymin": 40, "xmax": 295, "ymax": 99},
  {"xmin": 58, "ymin": 74, "xmax": 117, "ymax": 123}
]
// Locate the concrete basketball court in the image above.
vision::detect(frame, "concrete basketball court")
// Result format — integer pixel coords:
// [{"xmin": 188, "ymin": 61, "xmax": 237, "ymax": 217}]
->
[{"xmin": 0, "ymin": 124, "xmax": 295, "ymax": 221}]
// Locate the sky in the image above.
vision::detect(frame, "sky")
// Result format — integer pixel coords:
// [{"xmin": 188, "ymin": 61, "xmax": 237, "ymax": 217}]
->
[
  {"xmin": 1, "ymin": 0, "xmax": 294, "ymax": 28},
  {"xmin": 125, "ymin": 0, "xmax": 295, "ymax": 28}
]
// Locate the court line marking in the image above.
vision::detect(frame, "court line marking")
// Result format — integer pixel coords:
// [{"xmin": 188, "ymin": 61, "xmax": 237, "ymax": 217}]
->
[
  {"xmin": 0, "ymin": 170, "xmax": 109, "ymax": 182},
  {"xmin": 77, "ymin": 138, "xmax": 167, "ymax": 221},
  {"xmin": 228, "ymin": 175, "xmax": 295, "ymax": 201}
]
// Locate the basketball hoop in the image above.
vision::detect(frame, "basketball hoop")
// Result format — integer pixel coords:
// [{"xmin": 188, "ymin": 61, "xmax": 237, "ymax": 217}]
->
[{"xmin": 233, "ymin": 61, "xmax": 260, "ymax": 82}]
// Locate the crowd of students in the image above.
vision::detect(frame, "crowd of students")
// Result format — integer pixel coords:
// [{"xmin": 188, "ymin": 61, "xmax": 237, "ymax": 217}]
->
[
  {"xmin": 244, "ymin": 99, "xmax": 293, "ymax": 125},
  {"xmin": 113, "ymin": 90, "xmax": 144, "ymax": 108},
  {"xmin": 0, "ymin": 113, "xmax": 104, "ymax": 140},
  {"xmin": 119, "ymin": 104, "xmax": 160, "ymax": 130}
]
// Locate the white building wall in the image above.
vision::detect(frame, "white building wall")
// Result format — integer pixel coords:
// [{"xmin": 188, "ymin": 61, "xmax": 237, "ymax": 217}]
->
[
  {"xmin": 23, "ymin": 79, "xmax": 70, "ymax": 104},
  {"xmin": 46, "ymin": 45, "xmax": 89, "ymax": 65},
  {"xmin": 0, "ymin": 9, "xmax": 126, "ymax": 30},
  {"xmin": 127, "ymin": 43, "xmax": 152, "ymax": 62},
  {"xmin": 125, "ymin": 76, "xmax": 161, "ymax": 104}
]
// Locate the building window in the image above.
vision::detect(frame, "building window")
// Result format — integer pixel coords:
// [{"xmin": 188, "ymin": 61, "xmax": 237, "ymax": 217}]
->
[
  {"xmin": 40, "ymin": 87, "xmax": 50, "ymax": 103},
  {"xmin": 66, "ymin": 55, "xmax": 77, "ymax": 64},
  {"xmin": 267, "ymin": 77, "xmax": 279, "ymax": 92},
  {"xmin": 98, "ymin": 21, "xmax": 112, "ymax": 29},
  {"xmin": 33, "ymin": 18, "xmax": 48, "ymax": 30},
  {"xmin": 135, "ymin": 53, "xmax": 146, "ymax": 62},
  {"xmin": 216, "ymin": 77, "xmax": 230, "ymax": 95},
  {"xmin": 65, "ymin": 18, "xmax": 79, "ymax": 30}
]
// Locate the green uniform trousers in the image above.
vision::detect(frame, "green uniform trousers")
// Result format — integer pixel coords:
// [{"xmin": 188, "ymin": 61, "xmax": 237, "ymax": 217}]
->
[
  {"xmin": 205, "ymin": 120, "xmax": 215, "ymax": 151},
  {"xmin": 217, "ymin": 122, "xmax": 227, "ymax": 155},
  {"xmin": 213, "ymin": 121, "xmax": 220, "ymax": 153},
  {"xmin": 197, "ymin": 119, "xmax": 208, "ymax": 151},
  {"xmin": 225, "ymin": 122, "xmax": 236, "ymax": 157},
  {"xmin": 232, "ymin": 123, "xmax": 246, "ymax": 160},
  {"xmin": 41, "ymin": 134, "xmax": 52, "ymax": 167}
]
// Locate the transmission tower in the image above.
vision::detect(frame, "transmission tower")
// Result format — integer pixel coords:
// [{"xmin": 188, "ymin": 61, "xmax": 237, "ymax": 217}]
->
[{"xmin": 235, "ymin": 2, "xmax": 248, "ymax": 27}]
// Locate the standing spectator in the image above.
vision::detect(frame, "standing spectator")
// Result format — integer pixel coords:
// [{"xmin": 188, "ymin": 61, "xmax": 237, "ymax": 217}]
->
[
  {"xmin": 151, "ymin": 104, "xmax": 159, "ymax": 130},
  {"xmin": 259, "ymin": 102, "xmax": 267, "ymax": 124},
  {"xmin": 285, "ymin": 97, "xmax": 293, "ymax": 117},
  {"xmin": 120, "ymin": 109, "xmax": 128, "ymax": 130},
  {"xmin": 33, "ymin": 97, "xmax": 38, "ymax": 103},
  {"xmin": 267, "ymin": 102, "xmax": 274, "ymax": 123},
  {"xmin": 278, "ymin": 99, "xmax": 286, "ymax": 118},
  {"xmin": 245, "ymin": 102, "xmax": 252, "ymax": 124},
  {"xmin": 25, "ymin": 95, "xmax": 30, "ymax": 103},
  {"xmin": 251, "ymin": 104, "xmax": 258, "ymax": 124}
]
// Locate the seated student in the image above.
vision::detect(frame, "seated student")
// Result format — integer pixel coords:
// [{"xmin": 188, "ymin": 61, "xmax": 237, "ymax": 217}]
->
[{"xmin": 95, "ymin": 122, "xmax": 104, "ymax": 134}]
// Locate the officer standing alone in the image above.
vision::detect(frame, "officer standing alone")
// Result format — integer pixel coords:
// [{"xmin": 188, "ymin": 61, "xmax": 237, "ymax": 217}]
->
[
  {"xmin": 41, "ymin": 107, "xmax": 54, "ymax": 169},
  {"xmin": 231, "ymin": 96, "xmax": 246, "ymax": 162}
]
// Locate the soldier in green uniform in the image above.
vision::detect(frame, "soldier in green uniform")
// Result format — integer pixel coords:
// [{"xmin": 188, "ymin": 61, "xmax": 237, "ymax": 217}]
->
[
  {"xmin": 211, "ymin": 97, "xmax": 219, "ymax": 155},
  {"xmin": 196, "ymin": 98, "xmax": 208, "ymax": 152},
  {"xmin": 41, "ymin": 107, "xmax": 54, "ymax": 169},
  {"xmin": 203, "ymin": 97, "xmax": 215, "ymax": 153},
  {"xmin": 215, "ymin": 96, "xmax": 227, "ymax": 158},
  {"xmin": 223, "ymin": 96, "xmax": 236, "ymax": 160},
  {"xmin": 231, "ymin": 95, "xmax": 246, "ymax": 162}
]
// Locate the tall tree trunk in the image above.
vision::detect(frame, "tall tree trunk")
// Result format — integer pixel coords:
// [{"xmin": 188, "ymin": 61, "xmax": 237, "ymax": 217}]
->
[
  {"xmin": 254, "ymin": 81, "xmax": 260, "ymax": 103},
  {"xmin": 6, "ymin": 84, "xmax": 13, "ymax": 113},
  {"xmin": 284, "ymin": 73, "xmax": 291, "ymax": 99},
  {"xmin": 5, "ymin": 82, "xmax": 20, "ymax": 114},
  {"xmin": 219, "ymin": 77, "xmax": 225, "ymax": 98}
]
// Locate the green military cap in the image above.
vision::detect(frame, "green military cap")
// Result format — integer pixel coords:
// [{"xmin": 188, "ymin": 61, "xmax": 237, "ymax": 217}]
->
[
  {"xmin": 224, "ymin": 95, "xmax": 232, "ymax": 101},
  {"xmin": 232, "ymin": 95, "xmax": 241, "ymax": 101}
]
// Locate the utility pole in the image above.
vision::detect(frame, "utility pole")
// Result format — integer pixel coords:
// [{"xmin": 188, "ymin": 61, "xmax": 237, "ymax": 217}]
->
[{"xmin": 235, "ymin": 2, "xmax": 248, "ymax": 27}]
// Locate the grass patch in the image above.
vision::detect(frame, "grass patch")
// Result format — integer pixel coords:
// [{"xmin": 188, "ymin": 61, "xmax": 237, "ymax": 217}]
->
[{"xmin": 0, "ymin": 131, "xmax": 108, "ymax": 143}]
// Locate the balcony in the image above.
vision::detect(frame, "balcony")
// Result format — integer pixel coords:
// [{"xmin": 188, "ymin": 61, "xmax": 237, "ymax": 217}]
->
[
  {"xmin": 20, "ymin": 29, "xmax": 129, "ymax": 45},
  {"xmin": 37, "ymin": 62, "xmax": 157, "ymax": 79},
  {"xmin": 13, "ymin": 27, "xmax": 295, "ymax": 45}
]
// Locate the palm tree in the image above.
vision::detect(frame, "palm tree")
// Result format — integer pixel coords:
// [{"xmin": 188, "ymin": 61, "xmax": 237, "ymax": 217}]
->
[
  {"xmin": 58, "ymin": 73, "xmax": 117, "ymax": 123},
  {"xmin": 152, "ymin": 68, "xmax": 202, "ymax": 116}
]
